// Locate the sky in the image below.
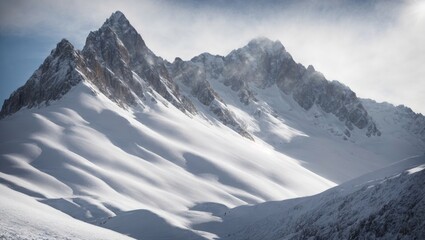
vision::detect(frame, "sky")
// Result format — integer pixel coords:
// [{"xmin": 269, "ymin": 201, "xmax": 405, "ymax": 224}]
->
[{"xmin": 0, "ymin": 0, "xmax": 424, "ymax": 114}]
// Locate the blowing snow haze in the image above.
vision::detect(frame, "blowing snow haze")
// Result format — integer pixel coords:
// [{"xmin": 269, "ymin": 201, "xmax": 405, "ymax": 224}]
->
[{"xmin": 0, "ymin": 9, "xmax": 425, "ymax": 240}]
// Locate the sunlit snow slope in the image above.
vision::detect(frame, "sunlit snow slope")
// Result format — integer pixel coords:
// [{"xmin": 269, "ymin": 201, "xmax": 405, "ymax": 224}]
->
[{"xmin": 0, "ymin": 82, "xmax": 334, "ymax": 238}]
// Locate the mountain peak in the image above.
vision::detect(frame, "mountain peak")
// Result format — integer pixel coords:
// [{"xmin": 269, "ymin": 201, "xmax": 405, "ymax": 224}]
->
[
  {"xmin": 56, "ymin": 38, "xmax": 74, "ymax": 49},
  {"xmin": 83, "ymin": 10, "xmax": 148, "ymax": 60},
  {"xmin": 53, "ymin": 38, "xmax": 75, "ymax": 57},
  {"xmin": 100, "ymin": 10, "xmax": 136, "ymax": 37},
  {"xmin": 248, "ymin": 37, "xmax": 277, "ymax": 44},
  {"xmin": 105, "ymin": 11, "xmax": 128, "ymax": 25},
  {"xmin": 0, "ymin": 38, "xmax": 84, "ymax": 118},
  {"xmin": 111, "ymin": 10, "xmax": 125, "ymax": 19},
  {"xmin": 247, "ymin": 37, "xmax": 285, "ymax": 52},
  {"xmin": 96, "ymin": 10, "xmax": 146, "ymax": 48}
]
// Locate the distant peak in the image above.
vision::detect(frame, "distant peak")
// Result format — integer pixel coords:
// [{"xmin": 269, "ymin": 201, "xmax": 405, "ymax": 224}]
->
[
  {"xmin": 249, "ymin": 37, "xmax": 273, "ymax": 44},
  {"xmin": 108, "ymin": 11, "xmax": 127, "ymax": 23},
  {"xmin": 102, "ymin": 10, "xmax": 132, "ymax": 31},
  {"xmin": 249, "ymin": 37, "xmax": 282, "ymax": 46},
  {"xmin": 112, "ymin": 10, "xmax": 125, "ymax": 17},
  {"xmin": 247, "ymin": 37, "xmax": 285, "ymax": 52}
]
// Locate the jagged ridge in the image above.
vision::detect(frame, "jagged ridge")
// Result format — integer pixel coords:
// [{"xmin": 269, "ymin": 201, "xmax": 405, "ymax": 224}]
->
[
  {"xmin": 179, "ymin": 38, "xmax": 380, "ymax": 137},
  {"xmin": 1, "ymin": 10, "xmax": 409, "ymax": 139},
  {"xmin": 0, "ymin": 39, "xmax": 86, "ymax": 117}
]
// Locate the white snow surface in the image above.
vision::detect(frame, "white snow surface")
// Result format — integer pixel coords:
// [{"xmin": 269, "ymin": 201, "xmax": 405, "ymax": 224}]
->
[
  {"xmin": 0, "ymin": 184, "xmax": 133, "ymax": 240},
  {"xmin": 0, "ymin": 82, "xmax": 333, "ymax": 239},
  {"xmin": 1, "ymin": 80, "xmax": 424, "ymax": 239},
  {"xmin": 193, "ymin": 155, "xmax": 425, "ymax": 239}
]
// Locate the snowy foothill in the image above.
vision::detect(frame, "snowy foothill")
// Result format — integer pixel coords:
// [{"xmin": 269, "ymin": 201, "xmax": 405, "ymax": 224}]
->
[{"xmin": 193, "ymin": 155, "xmax": 425, "ymax": 239}]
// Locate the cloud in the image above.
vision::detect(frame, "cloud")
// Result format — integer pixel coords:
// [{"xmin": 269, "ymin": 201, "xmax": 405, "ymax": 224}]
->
[{"xmin": 0, "ymin": 0, "xmax": 423, "ymax": 114}]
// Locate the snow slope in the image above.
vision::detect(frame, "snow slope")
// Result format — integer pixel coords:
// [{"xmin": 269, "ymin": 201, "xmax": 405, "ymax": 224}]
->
[
  {"xmin": 1, "ymin": 80, "xmax": 423, "ymax": 239},
  {"xmin": 0, "ymin": 184, "xmax": 133, "ymax": 240},
  {"xmin": 360, "ymin": 98, "xmax": 425, "ymax": 160},
  {"xmin": 193, "ymin": 155, "xmax": 425, "ymax": 239},
  {"xmin": 0, "ymin": 82, "xmax": 335, "ymax": 239}
]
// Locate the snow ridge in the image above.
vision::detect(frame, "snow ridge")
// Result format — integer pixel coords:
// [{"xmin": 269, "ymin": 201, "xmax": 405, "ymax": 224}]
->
[{"xmin": 362, "ymin": 98, "xmax": 425, "ymax": 143}]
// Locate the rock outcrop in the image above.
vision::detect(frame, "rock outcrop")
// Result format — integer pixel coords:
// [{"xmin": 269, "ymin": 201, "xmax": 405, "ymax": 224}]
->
[{"xmin": 0, "ymin": 39, "xmax": 87, "ymax": 117}]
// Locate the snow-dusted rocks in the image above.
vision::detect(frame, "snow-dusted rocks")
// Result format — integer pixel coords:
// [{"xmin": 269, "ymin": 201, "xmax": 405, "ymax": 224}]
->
[
  {"xmin": 169, "ymin": 55, "xmax": 253, "ymax": 139},
  {"xmin": 362, "ymin": 99, "xmax": 425, "ymax": 142},
  {"xmin": 0, "ymin": 39, "xmax": 87, "ymax": 117},
  {"xmin": 82, "ymin": 11, "xmax": 194, "ymax": 114},
  {"xmin": 1, "ymin": 11, "xmax": 382, "ymax": 139},
  {"xmin": 222, "ymin": 38, "xmax": 380, "ymax": 137}
]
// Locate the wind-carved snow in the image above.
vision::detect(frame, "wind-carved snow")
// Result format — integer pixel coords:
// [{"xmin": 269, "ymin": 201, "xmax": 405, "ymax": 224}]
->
[
  {"xmin": 0, "ymin": 185, "xmax": 134, "ymax": 240},
  {"xmin": 193, "ymin": 155, "xmax": 425, "ymax": 240},
  {"xmin": 0, "ymin": 82, "xmax": 337, "ymax": 239}
]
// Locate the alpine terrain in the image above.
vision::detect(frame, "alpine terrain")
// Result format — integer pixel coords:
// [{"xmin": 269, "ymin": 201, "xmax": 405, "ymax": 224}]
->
[{"xmin": 0, "ymin": 11, "xmax": 424, "ymax": 239}]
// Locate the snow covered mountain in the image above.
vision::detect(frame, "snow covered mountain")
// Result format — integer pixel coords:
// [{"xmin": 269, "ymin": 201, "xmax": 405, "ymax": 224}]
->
[{"xmin": 1, "ymin": 11, "xmax": 424, "ymax": 239}]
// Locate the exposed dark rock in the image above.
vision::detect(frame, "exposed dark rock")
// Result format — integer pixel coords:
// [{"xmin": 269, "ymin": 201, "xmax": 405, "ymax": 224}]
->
[
  {"xmin": 0, "ymin": 39, "xmax": 87, "ymax": 117},
  {"xmin": 169, "ymin": 53, "xmax": 253, "ymax": 140},
  {"xmin": 170, "ymin": 37, "xmax": 381, "ymax": 137},
  {"xmin": 81, "ymin": 11, "xmax": 192, "ymax": 112}
]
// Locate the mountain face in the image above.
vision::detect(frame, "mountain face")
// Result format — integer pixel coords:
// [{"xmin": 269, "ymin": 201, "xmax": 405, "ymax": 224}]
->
[
  {"xmin": 1, "ymin": 11, "xmax": 382, "ymax": 140},
  {"xmin": 362, "ymin": 99, "xmax": 425, "ymax": 143},
  {"xmin": 0, "ymin": 39, "xmax": 86, "ymax": 117},
  {"xmin": 81, "ymin": 11, "xmax": 196, "ymax": 114},
  {"xmin": 181, "ymin": 38, "xmax": 380, "ymax": 137},
  {"xmin": 1, "ymin": 11, "xmax": 425, "ymax": 240}
]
